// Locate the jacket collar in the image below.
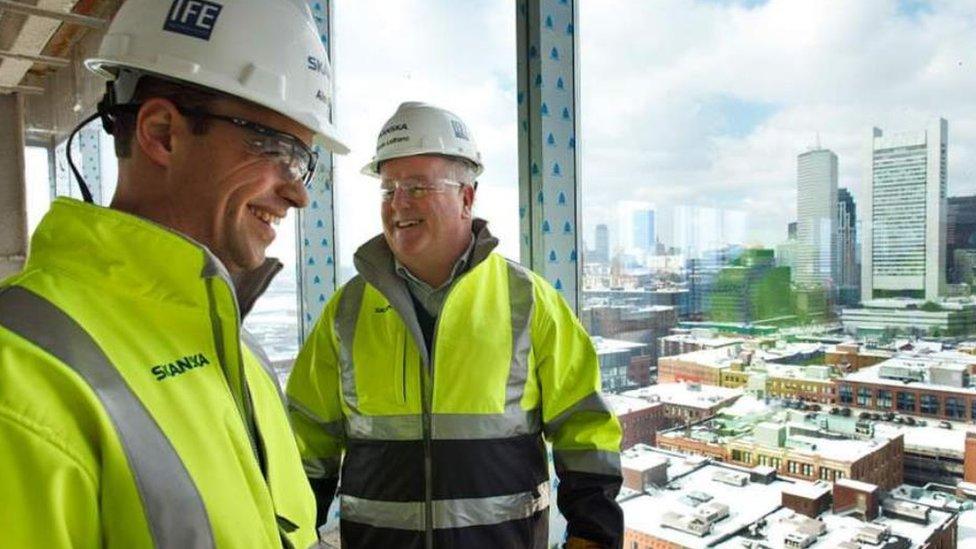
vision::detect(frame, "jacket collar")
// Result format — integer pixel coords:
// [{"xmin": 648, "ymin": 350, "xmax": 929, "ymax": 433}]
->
[
  {"xmin": 351, "ymin": 218, "xmax": 499, "ymax": 365},
  {"xmin": 26, "ymin": 198, "xmax": 275, "ymax": 314},
  {"xmin": 352, "ymin": 218, "xmax": 499, "ymax": 293}
]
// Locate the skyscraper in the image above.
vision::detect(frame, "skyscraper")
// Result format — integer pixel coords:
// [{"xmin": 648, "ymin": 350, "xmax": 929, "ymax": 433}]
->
[
  {"xmin": 632, "ymin": 209, "xmax": 655, "ymax": 252},
  {"xmin": 837, "ymin": 188, "xmax": 859, "ymax": 303},
  {"xmin": 796, "ymin": 148, "xmax": 838, "ymax": 288},
  {"xmin": 946, "ymin": 195, "xmax": 976, "ymax": 284},
  {"xmin": 594, "ymin": 223, "xmax": 610, "ymax": 263},
  {"xmin": 862, "ymin": 119, "xmax": 948, "ymax": 302},
  {"xmin": 616, "ymin": 201, "xmax": 654, "ymax": 255}
]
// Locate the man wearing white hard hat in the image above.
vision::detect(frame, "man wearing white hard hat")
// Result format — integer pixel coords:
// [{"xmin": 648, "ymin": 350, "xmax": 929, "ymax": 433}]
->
[
  {"xmin": 0, "ymin": 1, "xmax": 346, "ymax": 547},
  {"xmin": 287, "ymin": 102, "xmax": 623, "ymax": 548}
]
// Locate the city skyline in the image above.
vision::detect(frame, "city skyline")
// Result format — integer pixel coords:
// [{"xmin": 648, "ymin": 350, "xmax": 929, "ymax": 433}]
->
[{"xmin": 581, "ymin": 0, "xmax": 975, "ymax": 250}]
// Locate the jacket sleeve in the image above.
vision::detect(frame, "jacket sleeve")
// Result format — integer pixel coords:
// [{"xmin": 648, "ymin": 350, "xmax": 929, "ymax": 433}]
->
[
  {"xmin": 286, "ymin": 288, "xmax": 347, "ymax": 529},
  {"xmin": 0, "ymin": 405, "xmax": 100, "ymax": 547},
  {"xmin": 531, "ymin": 276, "xmax": 624, "ymax": 549}
]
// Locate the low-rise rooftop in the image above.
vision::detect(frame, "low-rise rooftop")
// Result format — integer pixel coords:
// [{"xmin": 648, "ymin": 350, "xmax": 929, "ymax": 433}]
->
[
  {"xmin": 603, "ymin": 393, "xmax": 661, "ymax": 416},
  {"xmin": 622, "ymin": 382, "xmax": 742, "ymax": 410}
]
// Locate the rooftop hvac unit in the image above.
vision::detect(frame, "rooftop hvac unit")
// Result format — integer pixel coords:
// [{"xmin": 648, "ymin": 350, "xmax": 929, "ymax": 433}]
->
[
  {"xmin": 694, "ymin": 501, "xmax": 730, "ymax": 524},
  {"xmin": 784, "ymin": 531, "xmax": 817, "ymax": 549},
  {"xmin": 686, "ymin": 491, "xmax": 713, "ymax": 504},
  {"xmin": 661, "ymin": 511, "xmax": 712, "ymax": 537},
  {"xmin": 713, "ymin": 469, "xmax": 749, "ymax": 487},
  {"xmin": 855, "ymin": 524, "xmax": 889, "ymax": 544},
  {"xmin": 879, "ymin": 363, "xmax": 925, "ymax": 383},
  {"xmin": 881, "ymin": 498, "xmax": 930, "ymax": 524}
]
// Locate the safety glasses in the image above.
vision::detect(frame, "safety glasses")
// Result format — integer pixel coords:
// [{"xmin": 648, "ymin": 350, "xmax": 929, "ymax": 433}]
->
[
  {"xmin": 174, "ymin": 106, "xmax": 319, "ymax": 188},
  {"xmin": 379, "ymin": 178, "xmax": 464, "ymax": 202}
]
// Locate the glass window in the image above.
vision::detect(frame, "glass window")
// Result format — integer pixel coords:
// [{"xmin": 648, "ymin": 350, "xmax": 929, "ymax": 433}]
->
[
  {"xmin": 945, "ymin": 397, "xmax": 965, "ymax": 419},
  {"xmin": 578, "ymin": 0, "xmax": 976, "ymax": 379},
  {"xmin": 24, "ymin": 146, "xmax": 51, "ymax": 235},
  {"xmin": 897, "ymin": 391, "xmax": 916, "ymax": 413},
  {"xmin": 876, "ymin": 389, "xmax": 892, "ymax": 409},
  {"xmin": 857, "ymin": 387, "xmax": 871, "ymax": 407},
  {"xmin": 243, "ymin": 210, "xmax": 300, "ymax": 364},
  {"xmin": 920, "ymin": 394, "xmax": 940, "ymax": 415},
  {"xmin": 839, "ymin": 385, "xmax": 853, "ymax": 404},
  {"xmin": 333, "ymin": 1, "xmax": 519, "ymax": 284}
]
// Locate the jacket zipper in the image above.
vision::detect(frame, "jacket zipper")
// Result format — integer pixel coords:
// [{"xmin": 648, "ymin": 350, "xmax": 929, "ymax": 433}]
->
[
  {"xmin": 421, "ymin": 286, "xmax": 458, "ymax": 549},
  {"xmin": 420, "ymin": 349, "xmax": 434, "ymax": 549},
  {"xmin": 205, "ymin": 278, "xmax": 263, "ymax": 472}
]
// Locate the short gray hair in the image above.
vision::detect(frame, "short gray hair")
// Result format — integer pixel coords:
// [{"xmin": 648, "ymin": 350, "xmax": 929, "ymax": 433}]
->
[{"xmin": 445, "ymin": 157, "xmax": 478, "ymax": 187}]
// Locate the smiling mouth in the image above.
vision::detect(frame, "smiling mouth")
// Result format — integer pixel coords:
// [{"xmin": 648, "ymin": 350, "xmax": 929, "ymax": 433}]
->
[
  {"xmin": 395, "ymin": 219, "xmax": 422, "ymax": 229},
  {"xmin": 249, "ymin": 206, "xmax": 283, "ymax": 226}
]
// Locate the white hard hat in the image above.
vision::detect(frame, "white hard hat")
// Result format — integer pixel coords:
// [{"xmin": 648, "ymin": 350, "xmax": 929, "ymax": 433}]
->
[
  {"xmin": 85, "ymin": 0, "xmax": 348, "ymax": 154},
  {"xmin": 361, "ymin": 101, "xmax": 483, "ymax": 177}
]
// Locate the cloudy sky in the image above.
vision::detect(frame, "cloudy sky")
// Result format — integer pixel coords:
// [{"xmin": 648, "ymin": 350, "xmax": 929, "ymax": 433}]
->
[{"xmin": 326, "ymin": 0, "xmax": 975, "ymax": 273}]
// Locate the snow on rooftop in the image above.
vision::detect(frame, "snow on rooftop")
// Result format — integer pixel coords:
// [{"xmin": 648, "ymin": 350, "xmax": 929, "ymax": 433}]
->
[
  {"xmin": 620, "ymin": 446, "xmax": 669, "ymax": 473},
  {"xmin": 622, "ymin": 461, "xmax": 790, "ymax": 548},
  {"xmin": 660, "ymin": 333, "xmax": 744, "ymax": 347},
  {"xmin": 773, "ymin": 433, "xmax": 884, "ymax": 463},
  {"xmin": 781, "ymin": 480, "xmax": 831, "ymax": 499},
  {"xmin": 874, "ymin": 423, "xmax": 967, "ymax": 456},
  {"xmin": 604, "ymin": 393, "xmax": 661, "ymax": 416},
  {"xmin": 843, "ymin": 355, "xmax": 976, "ymax": 395},
  {"xmin": 622, "ymin": 382, "xmax": 742, "ymax": 410},
  {"xmin": 592, "ymin": 337, "xmax": 647, "ymax": 355},
  {"xmin": 620, "ymin": 444, "xmax": 706, "ymax": 481},
  {"xmin": 834, "ymin": 478, "xmax": 879, "ymax": 492},
  {"xmin": 959, "ymin": 507, "xmax": 976, "ymax": 545},
  {"xmin": 720, "ymin": 394, "xmax": 774, "ymax": 417},
  {"xmin": 716, "ymin": 505, "xmax": 948, "ymax": 549}
]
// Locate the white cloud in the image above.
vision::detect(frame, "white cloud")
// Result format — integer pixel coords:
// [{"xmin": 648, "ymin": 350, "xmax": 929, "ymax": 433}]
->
[
  {"xmin": 331, "ymin": 0, "xmax": 976, "ymax": 263},
  {"xmin": 580, "ymin": 0, "xmax": 976, "ymax": 247},
  {"xmin": 332, "ymin": 0, "xmax": 518, "ymax": 273}
]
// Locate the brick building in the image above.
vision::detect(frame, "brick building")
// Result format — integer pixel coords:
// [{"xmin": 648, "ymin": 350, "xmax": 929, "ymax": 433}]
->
[
  {"xmin": 836, "ymin": 355, "xmax": 976, "ymax": 422},
  {"xmin": 621, "ymin": 382, "xmax": 742, "ymax": 428},
  {"xmin": 657, "ymin": 417, "xmax": 905, "ymax": 490},
  {"xmin": 604, "ymin": 393, "xmax": 667, "ymax": 450},
  {"xmin": 825, "ymin": 342, "xmax": 893, "ymax": 372},
  {"xmin": 619, "ymin": 446, "xmax": 958, "ymax": 549}
]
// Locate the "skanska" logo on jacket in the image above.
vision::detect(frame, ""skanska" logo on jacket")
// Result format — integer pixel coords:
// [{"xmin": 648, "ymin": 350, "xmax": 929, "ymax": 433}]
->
[{"xmin": 151, "ymin": 353, "xmax": 210, "ymax": 381}]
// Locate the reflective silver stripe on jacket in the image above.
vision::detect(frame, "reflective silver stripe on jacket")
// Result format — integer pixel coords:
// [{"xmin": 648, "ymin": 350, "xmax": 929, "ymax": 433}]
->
[
  {"xmin": 335, "ymin": 259, "xmax": 540, "ymax": 442},
  {"xmin": 543, "ymin": 391, "xmax": 613, "ymax": 437},
  {"xmin": 553, "ymin": 449, "xmax": 622, "ymax": 476},
  {"xmin": 345, "ymin": 409, "xmax": 542, "ymax": 441},
  {"xmin": 0, "ymin": 286, "xmax": 215, "ymax": 549},
  {"xmin": 506, "ymin": 261, "xmax": 534, "ymax": 412},
  {"xmin": 335, "ymin": 277, "xmax": 366, "ymax": 410},
  {"xmin": 287, "ymin": 398, "xmax": 344, "ymax": 478},
  {"xmin": 340, "ymin": 481, "xmax": 550, "ymax": 531}
]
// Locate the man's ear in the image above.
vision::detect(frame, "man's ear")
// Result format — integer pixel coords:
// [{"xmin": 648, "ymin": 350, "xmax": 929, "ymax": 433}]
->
[
  {"xmin": 462, "ymin": 183, "xmax": 476, "ymax": 218},
  {"xmin": 134, "ymin": 97, "xmax": 181, "ymax": 168}
]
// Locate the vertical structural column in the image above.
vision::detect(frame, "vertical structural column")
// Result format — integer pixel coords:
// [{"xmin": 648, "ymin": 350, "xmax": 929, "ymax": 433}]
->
[
  {"xmin": 517, "ymin": 0, "xmax": 582, "ymax": 312},
  {"xmin": 0, "ymin": 94, "xmax": 27, "ymax": 278},
  {"xmin": 298, "ymin": 0, "xmax": 339, "ymax": 340},
  {"xmin": 53, "ymin": 125, "xmax": 102, "ymax": 203}
]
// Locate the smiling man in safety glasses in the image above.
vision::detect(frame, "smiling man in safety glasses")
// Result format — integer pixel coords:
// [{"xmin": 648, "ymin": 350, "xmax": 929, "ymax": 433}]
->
[
  {"xmin": 0, "ymin": 1, "xmax": 348, "ymax": 547},
  {"xmin": 287, "ymin": 101, "xmax": 624, "ymax": 549}
]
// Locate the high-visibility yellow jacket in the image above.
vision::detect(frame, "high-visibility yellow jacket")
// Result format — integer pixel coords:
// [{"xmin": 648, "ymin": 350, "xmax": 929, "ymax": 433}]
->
[
  {"xmin": 0, "ymin": 198, "xmax": 317, "ymax": 549},
  {"xmin": 287, "ymin": 220, "xmax": 623, "ymax": 549}
]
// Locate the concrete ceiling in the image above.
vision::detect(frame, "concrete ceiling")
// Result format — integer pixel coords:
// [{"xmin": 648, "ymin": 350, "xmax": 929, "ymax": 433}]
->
[{"xmin": 0, "ymin": 0, "xmax": 115, "ymax": 93}]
